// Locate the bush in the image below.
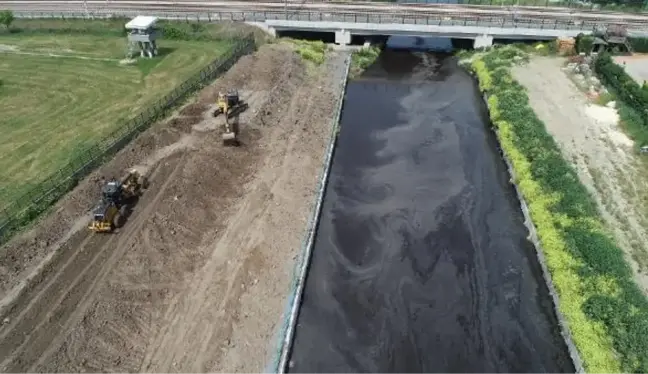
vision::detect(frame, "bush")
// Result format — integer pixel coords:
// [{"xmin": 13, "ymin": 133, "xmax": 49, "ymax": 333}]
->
[
  {"xmin": 284, "ymin": 39, "xmax": 329, "ymax": 65},
  {"xmin": 350, "ymin": 45, "xmax": 381, "ymax": 78},
  {"xmin": 594, "ymin": 53, "xmax": 648, "ymax": 145},
  {"xmin": 0, "ymin": 10, "xmax": 14, "ymax": 29},
  {"xmin": 629, "ymin": 37, "xmax": 648, "ymax": 53},
  {"xmin": 575, "ymin": 33, "xmax": 594, "ymax": 54},
  {"xmin": 470, "ymin": 46, "xmax": 648, "ymax": 373}
]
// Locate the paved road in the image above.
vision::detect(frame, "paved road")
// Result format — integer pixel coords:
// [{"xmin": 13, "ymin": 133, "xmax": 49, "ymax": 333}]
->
[{"xmin": 288, "ymin": 50, "xmax": 574, "ymax": 373}]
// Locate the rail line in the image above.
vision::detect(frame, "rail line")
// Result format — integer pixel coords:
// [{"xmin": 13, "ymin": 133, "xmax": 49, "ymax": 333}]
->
[{"xmin": 3, "ymin": 0, "xmax": 648, "ymax": 23}]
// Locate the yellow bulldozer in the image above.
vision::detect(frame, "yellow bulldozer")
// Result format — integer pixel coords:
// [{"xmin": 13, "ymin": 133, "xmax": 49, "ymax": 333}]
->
[
  {"xmin": 88, "ymin": 169, "xmax": 148, "ymax": 233},
  {"xmin": 213, "ymin": 89, "xmax": 248, "ymax": 146}
]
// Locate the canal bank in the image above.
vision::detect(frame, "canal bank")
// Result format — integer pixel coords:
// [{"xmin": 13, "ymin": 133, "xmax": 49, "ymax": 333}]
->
[{"xmin": 286, "ymin": 49, "xmax": 573, "ymax": 372}]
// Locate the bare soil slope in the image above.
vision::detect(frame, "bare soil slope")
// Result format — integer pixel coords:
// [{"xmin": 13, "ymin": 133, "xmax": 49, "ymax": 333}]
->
[
  {"xmin": 512, "ymin": 56, "xmax": 648, "ymax": 295},
  {"xmin": 0, "ymin": 43, "xmax": 343, "ymax": 372}
]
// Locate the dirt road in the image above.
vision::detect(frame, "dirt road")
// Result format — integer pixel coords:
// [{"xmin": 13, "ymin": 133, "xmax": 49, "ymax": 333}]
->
[
  {"xmin": 0, "ymin": 43, "xmax": 343, "ymax": 372},
  {"xmin": 512, "ymin": 56, "xmax": 648, "ymax": 295}
]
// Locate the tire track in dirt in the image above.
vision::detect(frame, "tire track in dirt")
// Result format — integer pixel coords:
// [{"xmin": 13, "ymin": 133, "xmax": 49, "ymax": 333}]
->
[
  {"xmin": 139, "ymin": 55, "xmax": 301, "ymax": 372},
  {"xmin": 0, "ymin": 43, "xmax": 342, "ymax": 373},
  {"xmin": 0, "ymin": 149, "xmax": 188, "ymax": 372},
  {"xmin": 25, "ymin": 152, "xmax": 190, "ymax": 372}
]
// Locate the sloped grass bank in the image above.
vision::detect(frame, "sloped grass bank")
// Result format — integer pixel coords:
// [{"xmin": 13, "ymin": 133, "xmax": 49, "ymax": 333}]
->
[{"xmin": 467, "ymin": 47, "xmax": 648, "ymax": 373}]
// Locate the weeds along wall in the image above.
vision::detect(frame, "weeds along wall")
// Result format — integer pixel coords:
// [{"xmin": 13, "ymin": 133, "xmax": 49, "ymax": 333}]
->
[
  {"xmin": 469, "ymin": 47, "xmax": 648, "ymax": 373},
  {"xmin": 0, "ymin": 30, "xmax": 257, "ymax": 246}
]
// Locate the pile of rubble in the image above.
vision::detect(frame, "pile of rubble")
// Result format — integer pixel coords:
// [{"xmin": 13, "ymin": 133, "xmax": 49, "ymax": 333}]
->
[{"xmin": 563, "ymin": 53, "xmax": 609, "ymax": 99}]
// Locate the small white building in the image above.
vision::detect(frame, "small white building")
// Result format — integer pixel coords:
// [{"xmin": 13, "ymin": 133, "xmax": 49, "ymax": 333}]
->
[{"xmin": 125, "ymin": 16, "xmax": 160, "ymax": 58}]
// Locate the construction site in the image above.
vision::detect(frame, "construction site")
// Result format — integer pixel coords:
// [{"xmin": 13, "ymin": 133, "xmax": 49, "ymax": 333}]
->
[
  {"xmin": 3, "ymin": 0, "xmax": 648, "ymax": 370},
  {"xmin": 0, "ymin": 35, "xmax": 348, "ymax": 371}
]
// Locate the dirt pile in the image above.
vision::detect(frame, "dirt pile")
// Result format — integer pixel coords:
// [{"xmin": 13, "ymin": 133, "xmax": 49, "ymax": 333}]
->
[{"xmin": 0, "ymin": 43, "xmax": 346, "ymax": 372}]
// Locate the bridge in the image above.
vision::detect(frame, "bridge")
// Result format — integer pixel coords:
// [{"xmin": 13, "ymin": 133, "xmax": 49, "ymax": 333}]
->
[
  {"xmin": 265, "ymin": 19, "xmax": 595, "ymax": 47},
  {"xmin": 4, "ymin": 0, "xmax": 648, "ymax": 47}
]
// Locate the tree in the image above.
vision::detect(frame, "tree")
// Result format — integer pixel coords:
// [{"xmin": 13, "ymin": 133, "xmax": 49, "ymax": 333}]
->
[{"xmin": 0, "ymin": 10, "xmax": 15, "ymax": 30}]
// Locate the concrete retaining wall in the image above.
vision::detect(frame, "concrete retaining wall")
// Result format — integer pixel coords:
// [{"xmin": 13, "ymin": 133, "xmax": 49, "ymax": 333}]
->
[
  {"xmin": 478, "ymin": 89, "xmax": 585, "ymax": 374},
  {"xmin": 267, "ymin": 53, "xmax": 351, "ymax": 374}
]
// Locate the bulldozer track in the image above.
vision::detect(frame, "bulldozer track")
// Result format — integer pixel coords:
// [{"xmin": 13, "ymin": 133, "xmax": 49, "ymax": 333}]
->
[
  {"xmin": 0, "ymin": 43, "xmax": 343, "ymax": 372},
  {"xmin": 0, "ymin": 153, "xmax": 188, "ymax": 372}
]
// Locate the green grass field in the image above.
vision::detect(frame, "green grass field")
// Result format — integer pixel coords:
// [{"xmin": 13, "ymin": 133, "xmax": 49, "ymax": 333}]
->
[{"xmin": 0, "ymin": 33, "xmax": 231, "ymax": 211}]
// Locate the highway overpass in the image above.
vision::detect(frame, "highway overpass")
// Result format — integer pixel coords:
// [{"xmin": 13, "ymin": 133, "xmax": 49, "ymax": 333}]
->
[{"xmin": 4, "ymin": 1, "xmax": 648, "ymax": 47}]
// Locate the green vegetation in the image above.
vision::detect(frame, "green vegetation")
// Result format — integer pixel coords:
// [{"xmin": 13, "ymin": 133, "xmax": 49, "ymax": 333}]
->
[
  {"xmin": 593, "ymin": 53, "xmax": 648, "ymax": 146},
  {"xmin": 350, "ymin": 45, "xmax": 381, "ymax": 78},
  {"xmin": 0, "ymin": 10, "xmax": 13, "ymax": 29},
  {"xmin": 0, "ymin": 28, "xmax": 233, "ymax": 213},
  {"xmin": 468, "ymin": 45, "xmax": 648, "ymax": 373},
  {"xmin": 282, "ymin": 38, "xmax": 330, "ymax": 65}
]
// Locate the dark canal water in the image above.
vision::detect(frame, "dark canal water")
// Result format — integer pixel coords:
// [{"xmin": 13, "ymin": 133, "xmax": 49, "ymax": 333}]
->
[{"xmin": 287, "ymin": 46, "xmax": 573, "ymax": 373}]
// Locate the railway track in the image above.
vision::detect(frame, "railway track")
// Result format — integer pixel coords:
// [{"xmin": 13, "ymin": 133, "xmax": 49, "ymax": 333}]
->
[
  {"xmin": 3, "ymin": 0, "xmax": 648, "ymax": 20},
  {"xmin": 2, "ymin": 0, "xmax": 648, "ymax": 29}
]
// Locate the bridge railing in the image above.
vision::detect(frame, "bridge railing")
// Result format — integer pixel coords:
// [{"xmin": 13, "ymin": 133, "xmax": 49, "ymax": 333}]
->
[{"xmin": 11, "ymin": 9, "xmax": 641, "ymax": 31}]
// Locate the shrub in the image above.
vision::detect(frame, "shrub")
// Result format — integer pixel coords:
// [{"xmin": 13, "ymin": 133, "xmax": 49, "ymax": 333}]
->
[
  {"xmin": 284, "ymin": 39, "xmax": 329, "ymax": 65},
  {"xmin": 350, "ymin": 45, "xmax": 381, "ymax": 78},
  {"xmin": 629, "ymin": 37, "xmax": 648, "ymax": 53},
  {"xmin": 470, "ymin": 46, "xmax": 648, "ymax": 373},
  {"xmin": 594, "ymin": 53, "xmax": 648, "ymax": 145},
  {"xmin": 0, "ymin": 10, "xmax": 14, "ymax": 29},
  {"xmin": 575, "ymin": 33, "xmax": 594, "ymax": 54}
]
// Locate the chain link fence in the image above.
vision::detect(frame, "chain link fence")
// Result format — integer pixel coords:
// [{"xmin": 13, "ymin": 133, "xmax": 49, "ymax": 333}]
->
[{"xmin": 0, "ymin": 35, "xmax": 256, "ymax": 245}]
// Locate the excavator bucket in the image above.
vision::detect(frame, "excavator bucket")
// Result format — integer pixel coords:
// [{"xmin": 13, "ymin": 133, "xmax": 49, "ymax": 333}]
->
[{"xmin": 222, "ymin": 131, "xmax": 238, "ymax": 146}]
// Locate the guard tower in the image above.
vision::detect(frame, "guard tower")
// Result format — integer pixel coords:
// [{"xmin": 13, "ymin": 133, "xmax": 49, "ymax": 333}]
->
[{"xmin": 125, "ymin": 16, "xmax": 160, "ymax": 59}]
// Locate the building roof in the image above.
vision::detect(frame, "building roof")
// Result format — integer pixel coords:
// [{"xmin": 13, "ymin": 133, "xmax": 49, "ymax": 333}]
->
[{"xmin": 125, "ymin": 16, "xmax": 158, "ymax": 30}]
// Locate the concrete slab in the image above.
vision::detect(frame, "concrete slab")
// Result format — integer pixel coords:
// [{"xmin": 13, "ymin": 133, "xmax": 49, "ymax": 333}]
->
[{"xmin": 614, "ymin": 55, "xmax": 648, "ymax": 86}]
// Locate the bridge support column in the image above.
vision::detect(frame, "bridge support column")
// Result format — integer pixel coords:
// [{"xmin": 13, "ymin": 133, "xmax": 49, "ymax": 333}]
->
[
  {"xmin": 473, "ymin": 34, "xmax": 493, "ymax": 49},
  {"xmin": 267, "ymin": 26, "xmax": 277, "ymax": 37},
  {"xmin": 335, "ymin": 29, "xmax": 351, "ymax": 46}
]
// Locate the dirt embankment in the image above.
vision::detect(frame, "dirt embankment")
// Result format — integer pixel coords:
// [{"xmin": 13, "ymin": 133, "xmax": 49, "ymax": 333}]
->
[
  {"xmin": 512, "ymin": 56, "xmax": 648, "ymax": 295},
  {"xmin": 0, "ymin": 42, "xmax": 343, "ymax": 372}
]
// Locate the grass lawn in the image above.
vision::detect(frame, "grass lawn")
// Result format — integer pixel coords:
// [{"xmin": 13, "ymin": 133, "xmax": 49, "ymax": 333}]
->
[{"xmin": 0, "ymin": 33, "xmax": 231, "ymax": 211}]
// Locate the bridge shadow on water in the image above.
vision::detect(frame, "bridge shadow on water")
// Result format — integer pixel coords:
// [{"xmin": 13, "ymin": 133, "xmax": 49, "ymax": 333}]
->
[{"xmin": 286, "ymin": 37, "xmax": 574, "ymax": 373}]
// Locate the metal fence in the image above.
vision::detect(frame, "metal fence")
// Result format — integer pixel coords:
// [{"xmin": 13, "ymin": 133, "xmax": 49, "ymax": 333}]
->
[
  {"xmin": 11, "ymin": 9, "xmax": 645, "ymax": 31},
  {"xmin": 0, "ymin": 35, "xmax": 257, "ymax": 245}
]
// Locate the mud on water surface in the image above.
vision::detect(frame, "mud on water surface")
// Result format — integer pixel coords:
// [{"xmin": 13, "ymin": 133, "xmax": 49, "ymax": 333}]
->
[{"xmin": 0, "ymin": 43, "xmax": 344, "ymax": 372}]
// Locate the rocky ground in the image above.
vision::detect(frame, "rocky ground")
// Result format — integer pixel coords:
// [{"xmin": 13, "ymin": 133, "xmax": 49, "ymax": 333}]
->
[
  {"xmin": 0, "ymin": 42, "xmax": 348, "ymax": 372},
  {"xmin": 512, "ymin": 56, "xmax": 648, "ymax": 295}
]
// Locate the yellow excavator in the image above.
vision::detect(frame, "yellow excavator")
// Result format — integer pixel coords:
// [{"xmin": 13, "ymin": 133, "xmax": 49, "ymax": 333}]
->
[
  {"xmin": 88, "ymin": 169, "xmax": 148, "ymax": 233},
  {"xmin": 213, "ymin": 90, "xmax": 247, "ymax": 146}
]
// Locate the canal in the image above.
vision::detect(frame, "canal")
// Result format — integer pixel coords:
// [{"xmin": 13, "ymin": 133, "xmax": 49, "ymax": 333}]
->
[{"xmin": 287, "ymin": 42, "xmax": 573, "ymax": 372}]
